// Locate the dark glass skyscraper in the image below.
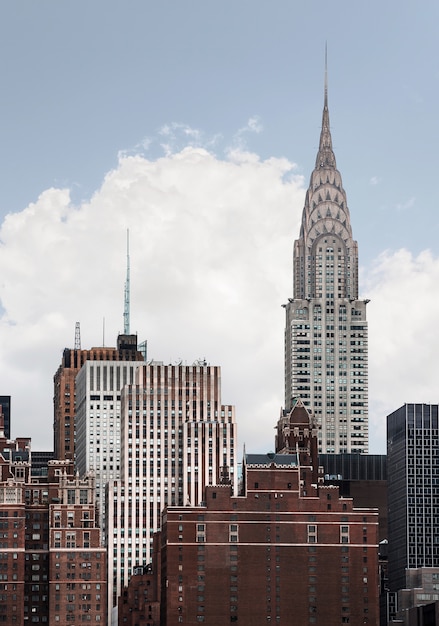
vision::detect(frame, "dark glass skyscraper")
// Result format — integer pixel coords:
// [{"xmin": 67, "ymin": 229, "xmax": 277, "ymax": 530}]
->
[
  {"xmin": 387, "ymin": 403, "xmax": 439, "ymax": 591},
  {"xmin": 0, "ymin": 395, "xmax": 10, "ymax": 439}
]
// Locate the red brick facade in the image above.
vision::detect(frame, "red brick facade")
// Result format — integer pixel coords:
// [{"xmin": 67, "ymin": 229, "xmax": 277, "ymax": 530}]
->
[
  {"xmin": 120, "ymin": 400, "xmax": 379, "ymax": 625},
  {"xmin": 0, "ymin": 416, "xmax": 106, "ymax": 625},
  {"xmin": 160, "ymin": 470, "xmax": 379, "ymax": 625}
]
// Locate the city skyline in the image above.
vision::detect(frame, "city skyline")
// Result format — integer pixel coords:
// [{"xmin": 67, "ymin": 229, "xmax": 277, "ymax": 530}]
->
[{"xmin": 1, "ymin": 2, "xmax": 439, "ymax": 455}]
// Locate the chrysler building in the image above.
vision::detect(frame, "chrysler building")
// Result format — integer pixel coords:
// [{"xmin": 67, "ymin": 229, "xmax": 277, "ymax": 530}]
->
[{"xmin": 284, "ymin": 75, "xmax": 369, "ymax": 454}]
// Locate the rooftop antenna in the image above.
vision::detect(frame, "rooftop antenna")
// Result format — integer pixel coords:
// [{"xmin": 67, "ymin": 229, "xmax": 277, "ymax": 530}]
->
[
  {"xmin": 74, "ymin": 322, "xmax": 81, "ymax": 350},
  {"xmin": 123, "ymin": 229, "xmax": 130, "ymax": 335},
  {"xmin": 324, "ymin": 42, "xmax": 328, "ymax": 107},
  {"xmin": 102, "ymin": 317, "xmax": 105, "ymax": 347}
]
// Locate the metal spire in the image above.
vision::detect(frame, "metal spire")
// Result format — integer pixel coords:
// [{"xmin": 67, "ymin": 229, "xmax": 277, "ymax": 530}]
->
[
  {"xmin": 324, "ymin": 42, "xmax": 328, "ymax": 108},
  {"xmin": 123, "ymin": 229, "xmax": 130, "ymax": 335},
  {"xmin": 315, "ymin": 45, "xmax": 336, "ymax": 170}
]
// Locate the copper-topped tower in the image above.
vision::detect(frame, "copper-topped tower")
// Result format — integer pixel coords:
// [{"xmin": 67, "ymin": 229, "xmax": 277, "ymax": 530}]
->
[{"xmin": 284, "ymin": 64, "xmax": 369, "ymax": 454}]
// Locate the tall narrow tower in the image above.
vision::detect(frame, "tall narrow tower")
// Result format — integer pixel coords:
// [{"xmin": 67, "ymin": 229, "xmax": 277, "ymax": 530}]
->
[
  {"xmin": 123, "ymin": 229, "xmax": 130, "ymax": 335},
  {"xmin": 284, "ymin": 69, "xmax": 369, "ymax": 454}
]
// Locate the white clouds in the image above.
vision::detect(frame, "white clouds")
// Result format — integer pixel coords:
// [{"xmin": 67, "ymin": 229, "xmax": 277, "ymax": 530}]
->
[
  {"xmin": 365, "ymin": 248, "xmax": 439, "ymax": 450},
  {"xmin": 0, "ymin": 147, "xmax": 302, "ymax": 452},
  {"xmin": 1, "ymin": 144, "xmax": 438, "ymax": 456},
  {"xmin": 231, "ymin": 116, "xmax": 264, "ymax": 151},
  {"xmin": 243, "ymin": 116, "xmax": 263, "ymax": 134},
  {"xmin": 395, "ymin": 196, "xmax": 416, "ymax": 211},
  {"xmin": 157, "ymin": 123, "xmax": 222, "ymax": 157}
]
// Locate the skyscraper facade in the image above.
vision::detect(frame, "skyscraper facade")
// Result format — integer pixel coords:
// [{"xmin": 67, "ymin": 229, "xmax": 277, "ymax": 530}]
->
[
  {"xmin": 106, "ymin": 361, "xmax": 238, "ymax": 622},
  {"xmin": 284, "ymin": 80, "xmax": 369, "ymax": 454},
  {"xmin": 53, "ymin": 333, "xmax": 144, "ymax": 460},
  {"xmin": 387, "ymin": 403, "xmax": 439, "ymax": 592},
  {"xmin": 75, "ymin": 356, "xmax": 143, "ymax": 521}
]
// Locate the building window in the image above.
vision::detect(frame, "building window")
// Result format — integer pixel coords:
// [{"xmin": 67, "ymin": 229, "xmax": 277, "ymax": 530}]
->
[
  {"xmin": 229, "ymin": 524, "xmax": 238, "ymax": 543},
  {"xmin": 307, "ymin": 525, "xmax": 317, "ymax": 543},
  {"xmin": 340, "ymin": 526, "xmax": 349, "ymax": 544},
  {"xmin": 197, "ymin": 524, "xmax": 205, "ymax": 543}
]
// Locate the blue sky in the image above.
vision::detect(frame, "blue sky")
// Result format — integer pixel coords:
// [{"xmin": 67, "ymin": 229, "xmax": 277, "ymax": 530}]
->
[
  {"xmin": 2, "ymin": 0, "xmax": 439, "ymax": 263},
  {"xmin": 1, "ymin": 1, "xmax": 439, "ymax": 453}
]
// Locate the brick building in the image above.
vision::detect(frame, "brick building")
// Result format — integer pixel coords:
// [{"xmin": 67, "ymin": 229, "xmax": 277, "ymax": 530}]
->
[
  {"xmin": 47, "ymin": 462, "xmax": 107, "ymax": 625},
  {"xmin": 319, "ymin": 453, "xmax": 387, "ymax": 542},
  {"xmin": 120, "ymin": 398, "xmax": 378, "ymax": 625},
  {"xmin": 118, "ymin": 534, "xmax": 161, "ymax": 626},
  {"xmin": 0, "ymin": 409, "xmax": 106, "ymax": 624}
]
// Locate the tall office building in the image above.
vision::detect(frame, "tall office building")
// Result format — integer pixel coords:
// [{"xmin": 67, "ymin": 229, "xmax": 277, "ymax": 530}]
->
[
  {"xmin": 53, "ymin": 334, "xmax": 144, "ymax": 460},
  {"xmin": 106, "ymin": 361, "xmax": 238, "ymax": 623},
  {"xmin": 387, "ymin": 403, "xmax": 439, "ymax": 592},
  {"xmin": 75, "ymin": 355, "xmax": 144, "ymax": 523},
  {"xmin": 284, "ymin": 75, "xmax": 369, "ymax": 454}
]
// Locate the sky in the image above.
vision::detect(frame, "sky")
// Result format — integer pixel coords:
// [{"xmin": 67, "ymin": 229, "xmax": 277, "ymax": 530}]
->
[{"xmin": 1, "ymin": 1, "xmax": 439, "ymax": 454}]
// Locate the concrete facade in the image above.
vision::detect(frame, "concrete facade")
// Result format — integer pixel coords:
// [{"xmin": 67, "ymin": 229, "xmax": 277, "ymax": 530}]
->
[{"xmin": 75, "ymin": 351, "xmax": 144, "ymax": 524}]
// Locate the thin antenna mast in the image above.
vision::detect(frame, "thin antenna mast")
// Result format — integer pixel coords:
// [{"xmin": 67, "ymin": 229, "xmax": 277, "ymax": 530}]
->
[
  {"xmin": 324, "ymin": 42, "xmax": 328, "ymax": 107},
  {"xmin": 123, "ymin": 229, "xmax": 130, "ymax": 335},
  {"xmin": 74, "ymin": 322, "xmax": 81, "ymax": 350}
]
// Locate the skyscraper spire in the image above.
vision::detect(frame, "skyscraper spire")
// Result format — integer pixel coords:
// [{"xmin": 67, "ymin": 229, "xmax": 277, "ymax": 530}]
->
[
  {"xmin": 123, "ymin": 229, "xmax": 130, "ymax": 335},
  {"xmin": 324, "ymin": 42, "xmax": 328, "ymax": 107},
  {"xmin": 283, "ymin": 59, "xmax": 369, "ymax": 455},
  {"xmin": 297, "ymin": 64, "xmax": 355, "ymax": 301},
  {"xmin": 316, "ymin": 45, "xmax": 336, "ymax": 171}
]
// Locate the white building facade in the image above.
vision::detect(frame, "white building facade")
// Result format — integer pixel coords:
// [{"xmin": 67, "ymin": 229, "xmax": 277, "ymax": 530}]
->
[
  {"xmin": 284, "ymin": 85, "xmax": 369, "ymax": 454},
  {"xmin": 106, "ymin": 361, "xmax": 238, "ymax": 620},
  {"xmin": 75, "ymin": 360, "xmax": 142, "ymax": 523}
]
